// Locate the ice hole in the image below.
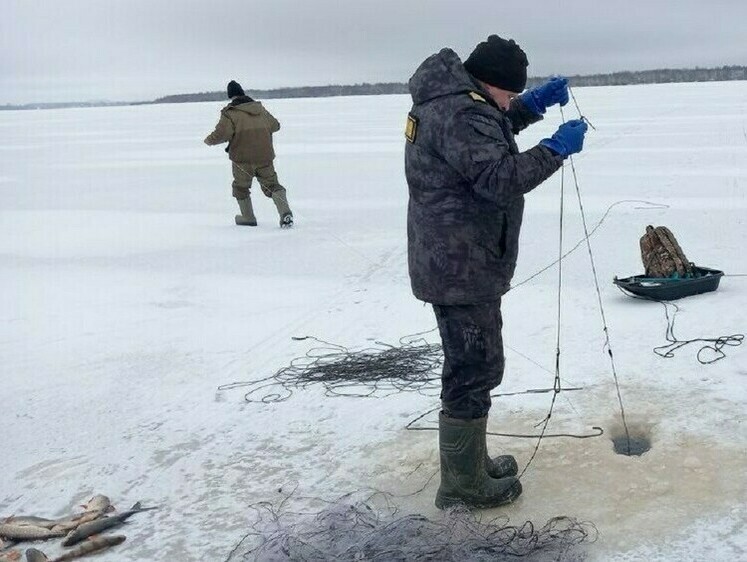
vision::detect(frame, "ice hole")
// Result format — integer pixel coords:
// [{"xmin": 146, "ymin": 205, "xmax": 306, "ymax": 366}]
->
[{"xmin": 612, "ymin": 434, "xmax": 651, "ymax": 456}]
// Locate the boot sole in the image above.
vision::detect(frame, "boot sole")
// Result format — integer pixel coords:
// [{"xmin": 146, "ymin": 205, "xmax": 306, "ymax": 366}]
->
[{"xmin": 435, "ymin": 481, "xmax": 522, "ymax": 510}]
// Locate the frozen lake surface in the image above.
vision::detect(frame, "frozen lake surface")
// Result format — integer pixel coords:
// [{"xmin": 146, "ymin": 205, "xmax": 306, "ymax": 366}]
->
[{"xmin": 1, "ymin": 81, "xmax": 746, "ymax": 560}]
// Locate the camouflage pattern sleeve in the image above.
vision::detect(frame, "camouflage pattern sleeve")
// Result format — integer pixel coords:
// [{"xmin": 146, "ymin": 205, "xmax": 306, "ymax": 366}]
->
[
  {"xmin": 505, "ymin": 97, "xmax": 544, "ymax": 135},
  {"xmin": 441, "ymin": 106, "xmax": 563, "ymax": 204},
  {"xmin": 204, "ymin": 113, "xmax": 234, "ymax": 145}
]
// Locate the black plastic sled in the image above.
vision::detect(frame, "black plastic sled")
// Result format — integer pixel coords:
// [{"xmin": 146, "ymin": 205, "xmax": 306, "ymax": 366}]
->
[{"xmin": 613, "ymin": 266, "xmax": 724, "ymax": 301}]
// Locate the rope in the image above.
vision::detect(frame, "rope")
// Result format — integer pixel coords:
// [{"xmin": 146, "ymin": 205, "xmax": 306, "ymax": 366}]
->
[
  {"xmin": 563, "ymin": 88, "xmax": 633, "ymax": 454},
  {"xmin": 569, "ymin": 87, "xmax": 596, "ymax": 130},
  {"xmin": 404, "ymin": 389, "xmax": 604, "ymax": 441},
  {"xmin": 616, "ymin": 287, "xmax": 744, "ymax": 363},
  {"xmin": 514, "ymin": 93, "xmax": 635, "ymax": 472},
  {"xmin": 508, "ymin": 199, "xmax": 669, "ymax": 292},
  {"xmin": 517, "ymin": 149, "xmax": 566, "ymax": 477}
]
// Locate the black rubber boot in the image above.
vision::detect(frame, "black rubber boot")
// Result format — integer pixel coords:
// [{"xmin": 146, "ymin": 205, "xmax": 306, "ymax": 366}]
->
[{"xmin": 435, "ymin": 413, "xmax": 522, "ymax": 510}]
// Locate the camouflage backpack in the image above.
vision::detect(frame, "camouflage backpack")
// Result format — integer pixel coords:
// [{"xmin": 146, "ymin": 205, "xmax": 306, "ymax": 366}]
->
[{"xmin": 639, "ymin": 225, "xmax": 693, "ymax": 278}]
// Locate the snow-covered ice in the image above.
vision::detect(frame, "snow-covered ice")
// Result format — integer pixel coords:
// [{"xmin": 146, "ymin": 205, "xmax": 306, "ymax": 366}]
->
[{"xmin": 1, "ymin": 81, "xmax": 746, "ymax": 561}]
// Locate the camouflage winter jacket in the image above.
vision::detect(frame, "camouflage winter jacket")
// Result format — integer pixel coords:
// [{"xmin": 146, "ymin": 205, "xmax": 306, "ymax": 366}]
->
[
  {"xmin": 405, "ymin": 49, "xmax": 563, "ymax": 305},
  {"xmin": 204, "ymin": 96, "xmax": 280, "ymax": 165}
]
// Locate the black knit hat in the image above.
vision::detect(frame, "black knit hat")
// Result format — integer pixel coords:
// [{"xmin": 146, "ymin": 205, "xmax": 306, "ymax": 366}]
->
[
  {"xmin": 464, "ymin": 35, "xmax": 528, "ymax": 92},
  {"xmin": 227, "ymin": 80, "xmax": 245, "ymax": 98}
]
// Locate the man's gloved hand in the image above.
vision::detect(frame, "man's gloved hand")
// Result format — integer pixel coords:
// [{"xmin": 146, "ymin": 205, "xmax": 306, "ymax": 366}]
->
[
  {"xmin": 520, "ymin": 77, "xmax": 569, "ymax": 115},
  {"xmin": 540, "ymin": 119, "xmax": 588, "ymax": 158}
]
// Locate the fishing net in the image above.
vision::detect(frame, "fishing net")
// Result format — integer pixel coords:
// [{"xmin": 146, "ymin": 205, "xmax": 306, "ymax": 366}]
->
[
  {"xmin": 218, "ymin": 333, "xmax": 442, "ymax": 402},
  {"xmin": 225, "ymin": 493, "xmax": 596, "ymax": 562}
]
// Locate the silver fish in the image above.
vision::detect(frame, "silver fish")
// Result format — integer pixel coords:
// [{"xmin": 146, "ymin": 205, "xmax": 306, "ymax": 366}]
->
[
  {"xmin": 49, "ymin": 517, "xmax": 87, "ymax": 535},
  {"xmin": 0, "ymin": 518, "xmax": 56, "ymax": 530},
  {"xmin": 24, "ymin": 549, "xmax": 48, "ymax": 562},
  {"xmin": 51, "ymin": 535, "xmax": 125, "ymax": 562},
  {"xmin": 49, "ymin": 519, "xmax": 81, "ymax": 535},
  {"xmin": 61, "ymin": 503, "xmax": 154, "ymax": 547},
  {"xmin": 81, "ymin": 496, "xmax": 110, "ymax": 514},
  {"xmin": 0, "ymin": 525, "xmax": 63, "ymax": 541},
  {"xmin": 50, "ymin": 495, "xmax": 112, "ymax": 534}
]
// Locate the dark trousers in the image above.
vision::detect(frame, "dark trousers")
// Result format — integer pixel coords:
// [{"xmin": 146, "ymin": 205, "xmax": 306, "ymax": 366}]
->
[{"xmin": 433, "ymin": 300, "xmax": 505, "ymax": 419}]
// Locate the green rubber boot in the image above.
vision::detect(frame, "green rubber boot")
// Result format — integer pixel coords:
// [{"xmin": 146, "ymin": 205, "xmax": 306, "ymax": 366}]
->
[
  {"xmin": 484, "ymin": 419, "xmax": 518, "ymax": 478},
  {"xmin": 486, "ymin": 453, "xmax": 518, "ymax": 478},
  {"xmin": 435, "ymin": 413, "xmax": 522, "ymax": 510},
  {"xmin": 235, "ymin": 198, "xmax": 257, "ymax": 226}
]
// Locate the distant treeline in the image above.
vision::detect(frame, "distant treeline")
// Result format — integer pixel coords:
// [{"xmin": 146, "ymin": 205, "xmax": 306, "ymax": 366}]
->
[
  {"xmin": 153, "ymin": 66, "xmax": 747, "ymax": 104},
  {"xmin": 0, "ymin": 100, "xmax": 130, "ymax": 111},
  {"xmin": 560, "ymin": 65, "xmax": 746, "ymax": 87},
  {"xmin": 153, "ymin": 82, "xmax": 409, "ymax": 103},
  {"xmin": 2, "ymin": 66, "xmax": 745, "ymax": 111}
]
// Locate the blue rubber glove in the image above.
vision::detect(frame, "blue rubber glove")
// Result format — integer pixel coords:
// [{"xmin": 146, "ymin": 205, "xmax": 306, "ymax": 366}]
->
[
  {"xmin": 540, "ymin": 119, "xmax": 588, "ymax": 158},
  {"xmin": 520, "ymin": 77, "xmax": 569, "ymax": 115}
]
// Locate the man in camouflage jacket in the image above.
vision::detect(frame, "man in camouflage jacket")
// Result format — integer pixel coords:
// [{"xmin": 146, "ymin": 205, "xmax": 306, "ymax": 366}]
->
[
  {"xmin": 405, "ymin": 35, "xmax": 588, "ymax": 509},
  {"xmin": 204, "ymin": 80, "xmax": 293, "ymax": 228}
]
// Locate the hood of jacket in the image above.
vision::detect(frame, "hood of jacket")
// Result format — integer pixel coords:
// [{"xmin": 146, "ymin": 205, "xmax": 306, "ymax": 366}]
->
[
  {"xmin": 224, "ymin": 98, "xmax": 262, "ymax": 116},
  {"xmin": 408, "ymin": 48, "xmax": 493, "ymax": 107}
]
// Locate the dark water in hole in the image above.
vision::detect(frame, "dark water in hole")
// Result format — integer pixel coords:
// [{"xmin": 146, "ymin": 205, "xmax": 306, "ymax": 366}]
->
[{"xmin": 612, "ymin": 435, "xmax": 651, "ymax": 456}]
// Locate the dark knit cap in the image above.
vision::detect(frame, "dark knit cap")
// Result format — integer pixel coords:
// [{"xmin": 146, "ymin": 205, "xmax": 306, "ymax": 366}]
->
[
  {"xmin": 463, "ymin": 35, "xmax": 528, "ymax": 92},
  {"xmin": 227, "ymin": 80, "xmax": 245, "ymax": 98}
]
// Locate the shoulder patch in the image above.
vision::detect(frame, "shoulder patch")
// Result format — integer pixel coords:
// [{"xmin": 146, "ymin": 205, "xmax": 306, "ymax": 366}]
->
[
  {"xmin": 468, "ymin": 91, "xmax": 487, "ymax": 103},
  {"xmin": 405, "ymin": 113, "xmax": 418, "ymax": 143}
]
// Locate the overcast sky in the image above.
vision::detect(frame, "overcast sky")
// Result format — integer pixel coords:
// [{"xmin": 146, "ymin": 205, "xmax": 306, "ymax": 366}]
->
[{"xmin": 2, "ymin": 0, "xmax": 745, "ymax": 104}]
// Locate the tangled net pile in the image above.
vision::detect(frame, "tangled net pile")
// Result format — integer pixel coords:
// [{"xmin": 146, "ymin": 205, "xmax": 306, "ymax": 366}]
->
[
  {"xmin": 219, "ymin": 334, "xmax": 442, "ymax": 402},
  {"xmin": 226, "ymin": 494, "xmax": 596, "ymax": 562}
]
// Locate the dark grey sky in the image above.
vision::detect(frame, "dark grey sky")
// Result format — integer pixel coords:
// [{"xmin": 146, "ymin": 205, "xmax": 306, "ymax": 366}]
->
[{"xmin": 2, "ymin": 0, "xmax": 745, "ymax": 104}]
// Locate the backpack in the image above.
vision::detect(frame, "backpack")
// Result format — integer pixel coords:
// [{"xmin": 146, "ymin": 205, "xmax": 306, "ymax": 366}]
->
[{"xmin": 639, "ymin": 225, "xmax": 693, "ymax": 278}]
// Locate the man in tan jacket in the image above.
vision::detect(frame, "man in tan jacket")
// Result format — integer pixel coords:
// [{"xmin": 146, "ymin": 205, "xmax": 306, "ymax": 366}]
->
[{"xmin": 204, "ymin": 80, "xmax": 293, "ymax": 227}]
